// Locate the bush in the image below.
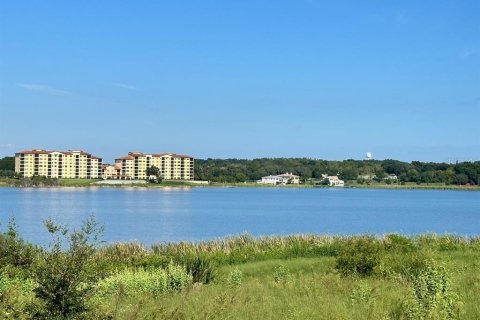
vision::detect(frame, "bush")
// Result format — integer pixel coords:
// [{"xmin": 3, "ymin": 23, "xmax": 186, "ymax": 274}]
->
[
  {"xmin": 228, "ymin": 269, "xmax": 242, "ymax": 288},
  {"xmin": 350, "ymin": 280, "xmax": 375, "ymax": 304},
  {"xmin": 335, "ymin": 236, "xmax": 383, "ymax": 276},
  {"xmin": 95, "ymin": 262, "xmax": 192, "ymax": 299},
  {"xmin": 376, "ymin": 250, "xmax": 433, "ymax": 279},
  {"xmin": 404, "ymin": 262, "xmax": 461, "ymax": 319},
  {"xmin": 384, "ymin": 234, "xmax": 417, "ymax": 253},
  {"xmin": 32, "ymin": 217, "xmax": 103, "ymax": 320},
  {"xmin": 166, "ymin": 262, "xmax": 193, "ymax": 291},
  {"xmin": 0, "ymin": 274, "xmax": 40, "ymax": 320},
  {"xmin": 95, "ymin": 268, "xmax": 167, "ymax": 298},
  {"xmin": 0, "ymin": 219, "xmax": 39, "ymax": 276},
  {"xmin": 273, "ymin": 265, "xmax": 290, "ymax": 284}
]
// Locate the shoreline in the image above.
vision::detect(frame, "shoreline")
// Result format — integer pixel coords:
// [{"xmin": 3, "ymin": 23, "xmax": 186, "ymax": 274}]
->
[{"xmin": 1, "ymin": 178, "xmax": 479, "ymax": 191}]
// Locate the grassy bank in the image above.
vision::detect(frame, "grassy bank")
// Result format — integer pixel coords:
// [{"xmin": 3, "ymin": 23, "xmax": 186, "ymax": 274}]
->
[
  {"xmin": 96, "ymin": 253, "xmax": 479, "ymax": 319},
  {"xmin": 0, "ymin": 178, "xmax": 201, "ymax": 188},
  {"xmin": 1, "ymin": 221, "xmax": 480, "ymax": 319},
  {"xmin": 1, "ymin": 177, "xmax": 479, "ymax": 191},
  {"xmin": 347, "ymin": 181, "xmax": 480, "ymax": 191}
]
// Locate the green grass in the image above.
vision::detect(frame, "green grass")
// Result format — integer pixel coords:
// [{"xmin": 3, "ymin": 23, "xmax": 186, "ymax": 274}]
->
[
  {"xmin": 89, "ymin": 235, "xmax": 480, "ymax": 319},
  {"xmin": 348, "ymin": 181, "xmax": 480, "ymax": 191},
  {"xmin": 92, "ymin": 253, "xmax": 480, "ymax": 319},
  {"xmin": 148, "ymin": 180, "xmax": 204, "ymax": 187},
  {"xmin": 58, "ymin": 178, "xmax": 99, "ymax": 186}
]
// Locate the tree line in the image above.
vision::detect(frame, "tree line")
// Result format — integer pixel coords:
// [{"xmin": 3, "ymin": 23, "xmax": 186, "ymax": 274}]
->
[
  {"xmin": 0, "ymin": 156, "xmax": 16, "ymax": 178},
  {"xmin": 1, "ymin": 156, "xmax": 479, "ymax": 185},
  {"xmin": 194, "ymin": 158, "xmax": 480, "ymax": 185}
]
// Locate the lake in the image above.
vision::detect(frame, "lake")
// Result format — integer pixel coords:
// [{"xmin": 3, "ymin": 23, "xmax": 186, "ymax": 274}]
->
[{"xmin": 0, "ymin": 187, "xmax": 479, "ymax": 245}]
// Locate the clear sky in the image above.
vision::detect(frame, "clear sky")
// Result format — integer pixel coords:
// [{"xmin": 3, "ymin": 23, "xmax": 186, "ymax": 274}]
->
[{"xmin": 0, "ymin": 0, "xmax": 479, "ymax": 163}]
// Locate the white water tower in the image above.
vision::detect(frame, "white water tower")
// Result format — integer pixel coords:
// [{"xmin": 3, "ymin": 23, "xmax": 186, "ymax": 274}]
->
[{"xmin": 366, "ymin": 152, "xmax": 373, "ymax": 160}]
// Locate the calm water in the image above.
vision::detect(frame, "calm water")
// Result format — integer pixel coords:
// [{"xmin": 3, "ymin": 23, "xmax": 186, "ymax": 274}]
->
[{"xmin": 0, "ymin": 187, "xmax": 479, "ymax": 245}]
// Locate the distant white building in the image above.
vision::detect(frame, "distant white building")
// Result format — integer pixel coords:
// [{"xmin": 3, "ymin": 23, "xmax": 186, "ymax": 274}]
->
[
  {"xmin": 327, "ymin": 176, "xmax": 345, "ymax": 187},
  {"xmin": 258, "ymin": 172, "xmax": 300, "ymax": 185},
  {"xmin": 385, "ymin": 174, "xmax": 398, "ymax": 180},
  {"xmin": 277, "ymin": 172, "xmax": 300, "ymax": 184}
]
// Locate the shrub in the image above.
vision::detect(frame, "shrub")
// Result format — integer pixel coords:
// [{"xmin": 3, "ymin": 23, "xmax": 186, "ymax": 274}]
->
[
  {"xmin": 350, "ymin": 280, "xmax": 375, "ymax": 304},
  {"xmin": 404, "ymin": 262, "xmax": 460, "ymax": 319},
  {"xmin": 166, "ymin": 262, "xmax": 193, "ymax": 291},
  {"xmin": 335, "ymin": 236, "xmax": 383, "ymax": 276},
  {"xmin": 228, "ymin": 268, "xmax": 242, "ymax": 288},
  {"xmin": 95, "ymin": 268, "xmax": 167, "ymax": 298},
  {"xmin": 95, "ymin": 262, "xmax": 191, "ymax": 299},
  {"xmin": 273, "ymin": 265, "xmax": 290, "ymax": 284},
  {"xmin": 0, "ymin": 219, "xmax": 39, "ymax": 276},
  {"xmin": 384, "ymin": 234, "xmax": 417, "ymax": 253},
  {"xmin": 32, "ymin": 216, "xmax": 103, "ymax": 320},
  {"xmin": 0, "ymin": 274, "xmax": 40, "ymax": 320},
  {"xmin": 376, "ymin": 249, "xmax": 434, "ymax": 279}
]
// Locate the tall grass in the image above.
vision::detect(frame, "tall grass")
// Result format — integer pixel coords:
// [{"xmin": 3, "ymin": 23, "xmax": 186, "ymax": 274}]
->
[
  {"xmin": 2, "ymin": 220, "xmax": 480, "ymax": 319},
  {"xmin": 149, "ymin": 233, "xmax": 480, "ymax": 265}
]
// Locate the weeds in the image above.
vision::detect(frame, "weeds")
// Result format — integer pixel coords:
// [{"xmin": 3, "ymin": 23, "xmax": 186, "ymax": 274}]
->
[
  {"xmin": 228, "ymin": 269, "xmax": 242, "ymax": 288},
  {"xmin": 94, "ymin": 262, "xmax": 192, "ymax": 299},
  {"xmin": 405, "ymin": 262, "xmax": 461, "ymax": 319},
  {"xmin": 273, "ymin": 265, "xmax": 291, "ymax": 284}
]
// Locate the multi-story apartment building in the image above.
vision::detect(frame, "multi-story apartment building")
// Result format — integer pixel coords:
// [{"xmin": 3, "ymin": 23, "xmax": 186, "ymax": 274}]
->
[
  {"xmin": 114, "ymin": 152, "xmax": 194, "ymax": 180},
  {"xmin": 15, "ymin": 149, "xmax": 102, "ymax": 179}
]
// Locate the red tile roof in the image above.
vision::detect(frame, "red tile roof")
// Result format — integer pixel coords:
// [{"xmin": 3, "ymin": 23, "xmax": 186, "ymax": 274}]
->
[
  {"xmin": 124, "ymin": 152, "xmax": 193, "ymax": 159},
  {"xmin": 16, "ymin": 149, "xmax": 102, "ymax": 159},
  {"xmin": 152, "ymin": 153, "xmax": 193, "ymax": 158},
  {"xmin": 115, "ymin": 155, "xmax": 135, "ymax": 161},
  {"xmin": 16, "ymin": 149, "xmax": 49, "ymax": 155}
]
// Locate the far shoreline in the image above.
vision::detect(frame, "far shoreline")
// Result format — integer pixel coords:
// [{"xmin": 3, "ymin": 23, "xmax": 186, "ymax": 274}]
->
[{"xmin": 1, "ymin": 178, "xmax": 479, "ymax": 191}]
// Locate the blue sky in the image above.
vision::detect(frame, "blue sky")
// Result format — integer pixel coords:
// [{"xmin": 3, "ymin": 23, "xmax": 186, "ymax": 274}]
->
[{"xmin": 0, "ymin": 0, "xmax": 479, "ymax": 163}]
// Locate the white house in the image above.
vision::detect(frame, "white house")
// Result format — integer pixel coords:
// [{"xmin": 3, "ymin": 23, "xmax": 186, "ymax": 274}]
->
[
  {"xmin": 327, "ymin": 176, "xmax": 345, "ymax": 187},
  {"xmin": 276, "ymin": 172, "xmax": 300, "ymax": 184},
  {"xmin": 259, "ymin": 175, "xmax": 284, "ymax": 185},
  {"xmin": 258, "ymin": 172, "xmax": 300, "ymax": 185}
]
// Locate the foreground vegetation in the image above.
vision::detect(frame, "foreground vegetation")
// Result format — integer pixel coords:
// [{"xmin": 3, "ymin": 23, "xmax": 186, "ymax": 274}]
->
[{"xmin": 1, "ymin": 219, "xmax": 479, "ymax": 319}]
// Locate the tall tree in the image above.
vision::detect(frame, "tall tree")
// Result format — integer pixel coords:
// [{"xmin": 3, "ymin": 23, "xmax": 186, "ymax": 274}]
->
[{"xmin": 146, "ymin": 166, "xmax": 162, "ymax": 183}]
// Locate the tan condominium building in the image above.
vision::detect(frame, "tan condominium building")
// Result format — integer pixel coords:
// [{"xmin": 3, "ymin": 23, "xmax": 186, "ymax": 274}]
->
[
  {"xmin": 101, "ymin": 164, "xmax": 122, "ymax": 180},
  {"xmin": 115, "ymin": 152, "xmax": 194, "ymax": 180},
  {"xmin": 15, "ymin": 149, "xmax": 102, "ymax": 179}
]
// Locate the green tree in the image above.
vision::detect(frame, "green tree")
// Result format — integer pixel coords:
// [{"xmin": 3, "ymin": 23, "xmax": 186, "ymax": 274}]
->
[
  {"xmin": 0, "ymin": 157, "xmax": 15, "ymax": 171},
  {"xmin": 454, "ymin": 173, "xmax": 469, "ymax": 185},
  {"xmin": 340, "ymin": 168, "xmax": 358, "ymax": 181},
  {"xmin": 146, "ymin": 165, "xmax": 162, "ymax": 183},
  {"xmin": 33, "ymin": 217, "xmax": 104, "ymax": 319}
]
